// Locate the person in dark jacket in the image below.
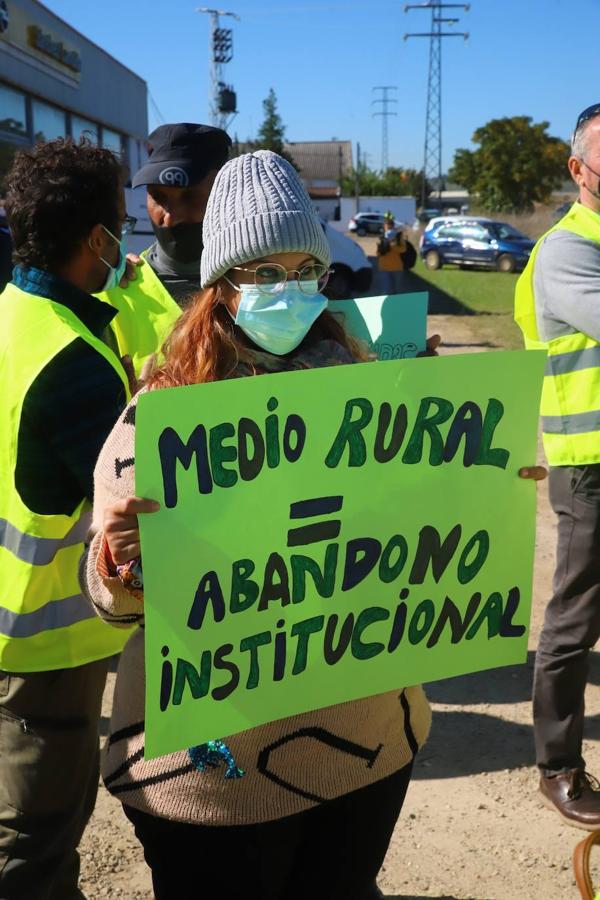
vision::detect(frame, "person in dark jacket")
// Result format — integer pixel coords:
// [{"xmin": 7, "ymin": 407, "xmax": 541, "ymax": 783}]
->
[{"xmin": 0, "ymin": 138, "xmax": 133, "ymax": 899}]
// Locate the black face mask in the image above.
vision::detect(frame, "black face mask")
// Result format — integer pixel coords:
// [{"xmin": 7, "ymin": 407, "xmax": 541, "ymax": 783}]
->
[{"xmin": 152, "ymin": 221, "xmax": 204, "ymax": 264}]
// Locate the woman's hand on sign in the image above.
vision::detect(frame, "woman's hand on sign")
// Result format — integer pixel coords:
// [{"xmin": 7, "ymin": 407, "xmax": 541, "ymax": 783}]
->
[
  {"xmin": 518, "ymin": 466, "xmax": 548, "ymax": 481},
  {"xmin": 119, "ymin": 253, "xmax": 143, "ymax": 288},
  {"xmin": 417, "ymin": 334, "xmax": 442, "ymax": 358},
  {"xmin": 104, "ymin": 497, "xmax": 160, "ymax": 565}
]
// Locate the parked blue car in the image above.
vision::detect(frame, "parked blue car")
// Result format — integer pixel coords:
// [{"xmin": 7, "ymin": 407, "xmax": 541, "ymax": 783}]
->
[{"xmin": 419, "ymin": 216, "xmax": 535, "ymax": 273}]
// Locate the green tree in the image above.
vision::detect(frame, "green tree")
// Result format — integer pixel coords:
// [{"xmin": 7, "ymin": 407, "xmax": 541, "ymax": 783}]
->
[
  {"xmin": 449, "ymin": 116, "xmax": 570, "ymax": 213},
  {"xmin": 340, "ymin": 165, "xmax": 429, "ymax": 199},
  {"xmin": 254, "ymin": 88, "xmax": 299, "ymax": 169},
  {"xmin": 256, "ymin": 88, "xmax": 286, "ymax": 153}
]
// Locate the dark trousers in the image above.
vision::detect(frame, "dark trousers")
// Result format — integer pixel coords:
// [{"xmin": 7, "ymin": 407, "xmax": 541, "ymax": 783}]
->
[
  {"xmin": 124, "ymin": 762, "xmax": 413, "ymax": 900},
  {"xmin": 0, "ymin": 659, "xmax": 110, "ymax": 900},
  {"xmin": 534, "ymin": 464, "xmax": 600, "ymax": 773}
]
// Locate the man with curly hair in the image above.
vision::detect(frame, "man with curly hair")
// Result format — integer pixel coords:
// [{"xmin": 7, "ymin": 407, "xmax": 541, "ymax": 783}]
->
[{"xmin": 0, "ymin": 138, "xmax": 134, "ymax": 898}]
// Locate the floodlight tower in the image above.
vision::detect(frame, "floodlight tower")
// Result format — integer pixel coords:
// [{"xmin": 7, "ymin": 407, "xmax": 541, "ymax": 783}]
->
[
  {"xmin": 372, "ymin": 86, "xmax": 398, "ymax": 172},
  {"xmin": 196, "ymin": 7, "xmax": 240, "ymax": 130},
  {"xmin": 404, "ymin": 1, "xmax": 469, "ymax": 208}
]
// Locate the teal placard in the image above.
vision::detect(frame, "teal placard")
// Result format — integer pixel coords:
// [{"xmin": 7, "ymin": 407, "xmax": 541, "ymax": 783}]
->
[{"xmin": 328, "ymin": 292, "xmax": 428, "ymax": 358}]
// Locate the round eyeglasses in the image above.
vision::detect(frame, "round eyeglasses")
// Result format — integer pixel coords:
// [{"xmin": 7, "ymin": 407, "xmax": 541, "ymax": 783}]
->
[{"xmin": 229, "ymin": 262, "xmax": 332, "ymax": 295}]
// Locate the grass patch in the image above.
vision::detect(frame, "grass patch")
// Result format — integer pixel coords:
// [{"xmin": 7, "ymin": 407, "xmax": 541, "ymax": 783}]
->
[{"xmin": 412, "ymin": 257, "xmax": 519, "ymax": 314}]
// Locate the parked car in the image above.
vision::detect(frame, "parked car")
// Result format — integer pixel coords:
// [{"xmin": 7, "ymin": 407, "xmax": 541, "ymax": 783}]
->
[
  {"xmin": 348, "ymin": 212, "xmax": 388, "ymax": 236},
  {"xmin": 419, "ymin": 216, "xmax": 535, "ymax": 273},
  {"xmin": 417, "ymin": 207, "xmax": 443, "ymax": 224},
  {"xmin": 321, "ymin": 219, "xmax": 373, "ymax": 299}
]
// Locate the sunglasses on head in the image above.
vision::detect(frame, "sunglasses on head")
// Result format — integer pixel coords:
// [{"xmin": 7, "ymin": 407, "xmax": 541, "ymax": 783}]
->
[{"xmin": 575, "ymin": 103, "xmax": 600, "ymax": 133}]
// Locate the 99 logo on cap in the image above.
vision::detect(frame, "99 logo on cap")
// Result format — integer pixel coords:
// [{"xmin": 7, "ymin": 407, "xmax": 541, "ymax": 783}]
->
[{"xmin": 158, "ymin": 167, "xmax": 189, "ymax": 187}]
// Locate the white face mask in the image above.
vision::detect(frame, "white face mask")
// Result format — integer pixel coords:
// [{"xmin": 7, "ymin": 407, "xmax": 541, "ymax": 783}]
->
[
  {"xmin": 91, "ymin": 225, "xmax": 127, "ymax": 292},
  {"xmin": 225, "ymin": 279, "xmax": 328, "ymax": 355}
]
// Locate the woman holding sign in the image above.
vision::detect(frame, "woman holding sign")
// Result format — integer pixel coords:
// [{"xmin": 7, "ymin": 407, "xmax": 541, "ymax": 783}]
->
[
  {"xmin": 82, "ymin": 151, "xmax": 544, "ymax": 899},
  {"xmin": 82, "ymin": 150, "xmax": 431, "ymax": 900}
]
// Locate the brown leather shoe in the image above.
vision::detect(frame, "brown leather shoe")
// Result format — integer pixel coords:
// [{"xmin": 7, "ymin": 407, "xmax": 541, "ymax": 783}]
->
[{"xmin": 540, "ymin": 769, "xmax": 600, "ymax": 830}]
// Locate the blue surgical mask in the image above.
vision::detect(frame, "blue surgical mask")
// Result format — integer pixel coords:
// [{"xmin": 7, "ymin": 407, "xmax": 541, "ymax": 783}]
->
[
  {"xmin": 227, "ymin": 280, "xmax": 328, "ymax": 356},
  {"xmin": 97, "ymin": 225, "xmax": 127, "ymax": 291}
]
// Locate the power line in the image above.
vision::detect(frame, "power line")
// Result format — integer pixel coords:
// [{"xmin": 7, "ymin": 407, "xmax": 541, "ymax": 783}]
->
[
  {"xmin": 196, "ymin": 7, "xmax": 240, "ymax": 130},
  {"xmin": 404, "ymin": 1, "xmax": 469, "ymax": 207},
  {"xmin": 148, "ymin": 91, "xmax": 165, "ymax": 126},
  {"xmin": 372, "ymin": 86, "xmax": 398, "ymax": 172}
]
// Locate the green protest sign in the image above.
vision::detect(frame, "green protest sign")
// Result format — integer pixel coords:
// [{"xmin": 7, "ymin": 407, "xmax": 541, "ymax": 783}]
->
[
  {"xmin": 136, "ymin": 350, "xmax": 545, "ymax": 759},
  {"xmin": 328, "ymin": 292, "xmax": 428, "ymax": 358}
]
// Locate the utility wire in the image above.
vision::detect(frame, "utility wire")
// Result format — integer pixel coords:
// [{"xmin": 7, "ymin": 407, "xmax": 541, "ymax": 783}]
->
[{"xmin": 148, "ymin": 91, "xmax": 166, "ymax": 126}]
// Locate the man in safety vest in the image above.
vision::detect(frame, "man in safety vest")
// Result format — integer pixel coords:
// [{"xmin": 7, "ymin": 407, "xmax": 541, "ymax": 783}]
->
[
  {"xmin": 0, "ymin": 139, "xmax": 133, "ymax": 895},
  {"xmin": 515, "ymin": 103, "xmax": 600, "ymax": 829},
  {"xmin": 99, "ymin": 122, "xmax": 231, "ymax": 376}
]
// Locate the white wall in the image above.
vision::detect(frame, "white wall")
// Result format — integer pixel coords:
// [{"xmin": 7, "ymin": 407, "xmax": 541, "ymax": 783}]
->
[
  {"xmin": 125, "ymin": 186, "xmax": 153, "ymax": 255},
  {"xmin": 311, "ymin": 198, "xmax": 339, "ymax": 221}
]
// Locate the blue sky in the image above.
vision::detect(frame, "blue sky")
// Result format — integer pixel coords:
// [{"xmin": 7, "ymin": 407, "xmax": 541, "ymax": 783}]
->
[{"xmin": 45, "ymin": 0, "xmax": 598, "ymax": 173}]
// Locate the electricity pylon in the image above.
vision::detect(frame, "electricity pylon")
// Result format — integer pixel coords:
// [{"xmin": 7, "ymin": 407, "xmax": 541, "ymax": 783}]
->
[
  {"xmin": 404, "ymin": 1, "xmax": 469, "ymax": 207},
  {"xmin": 372, "ymin": 86, "xmax": 398, "ymax": 172}
]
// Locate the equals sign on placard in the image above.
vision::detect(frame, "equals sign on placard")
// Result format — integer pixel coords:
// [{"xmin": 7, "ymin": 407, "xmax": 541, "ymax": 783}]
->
[{"xmin": 287, "ymin": 496, "xmax": 344, "ymax": 547}]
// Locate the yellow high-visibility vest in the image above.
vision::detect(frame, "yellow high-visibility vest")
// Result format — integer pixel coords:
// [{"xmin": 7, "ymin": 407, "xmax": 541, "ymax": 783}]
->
[
  {"xmin": 97, "ymin": 252, "xmax": 182, "ymax": 377},
  {"xmin": 0, "ymin": 283, "xmax": 132, "ymax": 671},
  {"xmin": 515, "ymin": 202, "xmax": 600, "ymax": 466}
]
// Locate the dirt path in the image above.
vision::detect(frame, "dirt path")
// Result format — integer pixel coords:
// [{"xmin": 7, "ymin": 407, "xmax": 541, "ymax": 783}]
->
[{"xmin": 79, "ymin": 311, "xmax": 591, "ymax": 900}]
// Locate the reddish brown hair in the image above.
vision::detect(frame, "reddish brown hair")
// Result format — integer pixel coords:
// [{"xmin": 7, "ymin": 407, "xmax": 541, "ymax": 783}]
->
[{"xmin": 149, "ymin": 282, "xmax": 368, "ymax": 389}]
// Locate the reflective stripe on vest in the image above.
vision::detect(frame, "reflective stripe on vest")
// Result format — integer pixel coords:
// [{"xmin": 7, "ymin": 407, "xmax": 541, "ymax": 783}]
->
[
  {"xmin": 0, "ymin": 509, "xmax": 91, "ymax": 565},
  {"xmin": 0, "ymin": 283, "xmax": 133, "ymax": 672},
  {"xmin": 97, "ymin": 253, "xmax": 182, "ymax": 378},
  {"xmin": 514, "ymin": 202, "xmax": 600, "ymax": 466},
  {"xmin": 542, "ymin": 410, "xmax": 600, "ymax": 434},
  {"xmin": 545, "ymin": 346, "xmax": 600, "ymax": 377},
  {"xmin": 0, "ymin": 592, "xmax": 95, "ymax": 638}
]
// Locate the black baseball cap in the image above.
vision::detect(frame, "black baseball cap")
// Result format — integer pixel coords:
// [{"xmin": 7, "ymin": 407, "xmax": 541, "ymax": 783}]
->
[{"xmin": 132, "ymin": 123, "xmax": 232, "ymax": 189}]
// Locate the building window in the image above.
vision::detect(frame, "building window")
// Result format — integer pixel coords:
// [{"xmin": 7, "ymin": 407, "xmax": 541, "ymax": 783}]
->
[
  {"xmin": 0, "ymin": 84, "xmax": 27, "ymax": 137},
  {"xmin": 102, "ymin": 127, "xmax": 122, "ymax": 156},
  {"xmin": 32, "ymin": 100, "xmax": 66, "ymax": 142},
  {"xmin": 71, "ymin": 115, "xmax": 98, "ymax": 144}
]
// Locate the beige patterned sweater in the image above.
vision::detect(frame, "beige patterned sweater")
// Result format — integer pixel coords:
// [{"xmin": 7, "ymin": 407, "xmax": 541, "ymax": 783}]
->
[{"xmin": 82, "ymin": 341, "xmax": 431, "ymax": 826}]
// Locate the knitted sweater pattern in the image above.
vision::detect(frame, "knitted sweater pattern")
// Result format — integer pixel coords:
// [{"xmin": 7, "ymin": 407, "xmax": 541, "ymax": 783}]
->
[{"xmin": 82, "ymin": 339, "xmax": 432, "ymax": 826}]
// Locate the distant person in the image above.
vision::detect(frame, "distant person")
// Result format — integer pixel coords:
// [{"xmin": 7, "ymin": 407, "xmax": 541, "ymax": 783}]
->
[
  {"xmin": 515, "ymin": 102, "xmax": 600, "ymax": 829},
  {"xmin": 377, "ymin": 225, "xmax": 408, "ymax": 294},
  {"xmin": 0, "ymin": 139, "xmax": 133, "ymax": 897},
  {"xmin": 99, "ymin": 123, "xmax": 231, "ymax": 376}
]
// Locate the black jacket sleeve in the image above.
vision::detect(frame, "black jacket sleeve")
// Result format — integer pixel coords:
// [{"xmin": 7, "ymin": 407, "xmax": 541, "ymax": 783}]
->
[{"xmin": 16, "ymin": 338, "xmax": 128, "ymax": 516}]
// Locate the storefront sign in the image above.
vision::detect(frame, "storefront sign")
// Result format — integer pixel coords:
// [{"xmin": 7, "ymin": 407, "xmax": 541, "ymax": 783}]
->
[
  {"xmin": 27, "ymin": 25, "xmax": 81, "ymax": 73},
  {"xmin": 0, "ymin": 3, "xmax": 82, "ymax": 81}
]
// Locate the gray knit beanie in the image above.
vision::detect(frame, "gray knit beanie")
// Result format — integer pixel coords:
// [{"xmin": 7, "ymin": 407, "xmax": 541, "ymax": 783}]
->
[{"xmin": 200, "ymin": 150, "xmax": 331, "ymax": 287}]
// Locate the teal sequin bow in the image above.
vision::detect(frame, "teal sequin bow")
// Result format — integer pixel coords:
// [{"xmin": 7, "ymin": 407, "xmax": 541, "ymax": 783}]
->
[{"xmin": 188, "ymin": 740, "xmax": 245, "ymax": 779}]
